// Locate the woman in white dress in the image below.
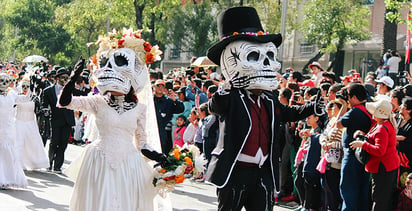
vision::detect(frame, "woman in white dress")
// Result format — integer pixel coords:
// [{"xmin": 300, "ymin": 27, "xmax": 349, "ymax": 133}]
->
[
  {"xmin": 0, "ymin": 72, "xmax": 28, "ymax": 189},
  {"xmin": 15, "ymin": 77, "xmax": 49, "ymax": 170},
  {"xmin": 60, "ymin": 29, "xmax": 166, "ymax": 211}
]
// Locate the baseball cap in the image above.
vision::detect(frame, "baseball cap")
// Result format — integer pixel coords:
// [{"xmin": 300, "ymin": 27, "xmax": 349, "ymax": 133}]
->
[
  {"xmin": 308, "ymin": 62, "xmax": 322, "ymax": 70},
  {"xmin": 154, "ymin": 79, "xmax": 165, "ymax": 86},
  {"xmin": 376, "ymin": 76, "xmax": 394, "ymax": 88},
  {"xmin": 298, "ymin": 79, "xmax": 315, "ymax": 87}
]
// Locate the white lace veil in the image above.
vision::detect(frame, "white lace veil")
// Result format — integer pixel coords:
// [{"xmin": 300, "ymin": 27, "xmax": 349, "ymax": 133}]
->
[{"xmin": 136, "ymin": 68, "xmax": 162, "ymax": 153}]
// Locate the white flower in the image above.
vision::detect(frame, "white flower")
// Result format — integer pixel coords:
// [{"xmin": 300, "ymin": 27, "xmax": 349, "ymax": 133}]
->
[{"xmin": 193, "ymin": 154, "xmax": 207, "ymax": 174}]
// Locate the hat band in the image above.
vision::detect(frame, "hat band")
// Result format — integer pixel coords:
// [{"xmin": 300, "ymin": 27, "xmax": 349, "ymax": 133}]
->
[{"xmin": 221, "ymin": 30, "xmax": 270, "ymax": 41}]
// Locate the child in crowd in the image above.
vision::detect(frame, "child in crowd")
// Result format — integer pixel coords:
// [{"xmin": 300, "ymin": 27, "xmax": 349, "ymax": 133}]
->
[
  {"xmin": 173, "ymin": 115, "xmax": 187, "ymax": 147},
  {"xmin": 397, "ymin": 173, "xmax": 412, "ymax": 211}
]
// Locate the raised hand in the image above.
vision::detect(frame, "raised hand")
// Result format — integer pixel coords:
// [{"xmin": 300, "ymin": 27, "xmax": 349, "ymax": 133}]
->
[
  {"xmin": 314, "ymin": 90, "xmax": 326, "ymax": 116},
  {"xmin": 71, "ymin": 56, "xmax": 85, "ymax": 81},
  {"xmin": 228, "ymin": 72, "xmax": 250, "ymax": 89}
]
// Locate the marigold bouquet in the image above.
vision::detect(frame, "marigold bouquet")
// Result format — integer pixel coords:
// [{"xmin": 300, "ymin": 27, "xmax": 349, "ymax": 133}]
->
[{"xmin": 153, "ymin": 144, "xmax": 207, "ymax": 192}]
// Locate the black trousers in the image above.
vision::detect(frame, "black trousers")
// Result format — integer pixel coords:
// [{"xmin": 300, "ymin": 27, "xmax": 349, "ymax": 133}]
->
[
  {"xmin": 294, "ymin": 162, "xmax": 305, "ymax": 205},
  {"xmin": 323, "ymin": 167, "xmax": 342, "ymax": 211},
  {"xmin": 371, "ymin": 163, "xmax": 398, "ymax": 211},
  {"xmin": 217, "ymin": 164, "xmax": 274, "ymax": 211},
  {"xmin": 49, "ymin": 124, "xmax": 71, "ymax": 170}
]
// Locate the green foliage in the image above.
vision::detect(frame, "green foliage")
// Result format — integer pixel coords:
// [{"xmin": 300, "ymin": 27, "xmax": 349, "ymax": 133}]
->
[
  {"xmin": 300, "ymin": 0, "xmax": 371, "ymax": 53},
  {"xmin": 153, "ymin": 0, "xmax": 218, "ymax": 57},
  {"xmin": 384, "ymin": 0, "xmax": 412, "ymax": 34},
  {"xmin": 2, "ymin": 0, "xmax": 72, "ymax": 64}
]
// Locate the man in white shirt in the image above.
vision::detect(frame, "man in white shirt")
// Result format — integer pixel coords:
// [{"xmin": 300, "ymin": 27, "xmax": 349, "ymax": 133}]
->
[{"xmin": 384, "ymin": 50, "xmax": 402, "ymax": 87}]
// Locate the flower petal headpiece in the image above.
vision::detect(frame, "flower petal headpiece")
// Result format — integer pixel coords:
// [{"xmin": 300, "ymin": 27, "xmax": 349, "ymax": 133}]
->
[{"xmin": 89, "ymin": 28, "xmax": 162, "ymax": 66}]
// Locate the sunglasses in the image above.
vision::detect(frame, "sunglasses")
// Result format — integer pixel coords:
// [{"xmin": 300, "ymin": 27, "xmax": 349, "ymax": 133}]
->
[
  {"xmin": 156, "ymin": 84, "xmax": 165, "ymax": 88},
  {"xmin": 22, "ymin": 85, "xmax": 30, "ymax": 89}
]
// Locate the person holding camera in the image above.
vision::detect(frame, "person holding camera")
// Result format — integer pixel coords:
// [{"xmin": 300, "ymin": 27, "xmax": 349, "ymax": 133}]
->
[
  {"xmin": 350, "ymin": 99, "xmax": 400, "ymax": 211},
  {"xmin": 335, "ymin": 83, "xmax": 373, "ymax": 211},
  {"xmin": 384, "ymin": 50, "xmax": 402, "ymax": 87}
]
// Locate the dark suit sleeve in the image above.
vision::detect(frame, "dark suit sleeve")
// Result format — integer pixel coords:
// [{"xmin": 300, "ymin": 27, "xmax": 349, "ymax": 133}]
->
[
  {"xmin": 277, "ymin": 100, "xmax": 315, "ymax": 123},
  {"xmin": 41, "ymin": 88, "xmax": 50, "ymax": 109},
  {"xmin": 208, "ymin": 88, "xmax": 231, "ymax": 117},
  {"xmin": 171, "ymin": 99, "xmax": 185, "ymax": 114}
]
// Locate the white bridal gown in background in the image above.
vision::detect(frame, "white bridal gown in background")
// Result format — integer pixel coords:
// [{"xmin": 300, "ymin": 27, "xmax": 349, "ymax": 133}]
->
[
  {"xmin": 15, "ymin": 97, "xmax": 49, "ymax": 170},
  {"xmin": 64, "ymin": 95, "xmax": 157, "ymax": 211},
  {"xmin": 0, "ymin": 93, "xmax": 28, "ymax": 188}
]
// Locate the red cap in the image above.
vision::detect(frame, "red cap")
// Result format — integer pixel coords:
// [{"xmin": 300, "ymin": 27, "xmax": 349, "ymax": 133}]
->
[{"xmin": 298, "ymin": 79, "xmax": 315, "ymax": 87}]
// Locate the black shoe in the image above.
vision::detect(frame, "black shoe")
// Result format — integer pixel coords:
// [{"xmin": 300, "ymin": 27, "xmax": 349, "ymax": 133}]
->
[
  {"xmin": 53, "ymin": 169, "xmax": 62, "ymax": 174},
  {"xmin": 47, "ymin": 167, "xmax": 53, "ymax": 172}
]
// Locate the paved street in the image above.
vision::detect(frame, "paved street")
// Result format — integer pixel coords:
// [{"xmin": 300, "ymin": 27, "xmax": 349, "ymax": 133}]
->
[{"xmin": 0, "ymin": 144, "xmax": 293, "ymax": 211}]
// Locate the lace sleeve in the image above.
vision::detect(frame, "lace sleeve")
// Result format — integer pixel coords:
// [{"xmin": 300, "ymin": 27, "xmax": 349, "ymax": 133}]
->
[
  {"xmin": 134, "ymin": 104, "xmax": 148, "ymax": 150},
  {"xmin": 62, "ymin": 95, "xmax": 100, "ymax": 114}
]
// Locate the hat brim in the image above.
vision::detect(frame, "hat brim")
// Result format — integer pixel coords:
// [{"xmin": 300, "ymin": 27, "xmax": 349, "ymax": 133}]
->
[
  {"xmin": 207, "ymin": 33, "xmax": 282, "ymax": 65},
  {"xmin": 308, "ymin": 64, "xmax": 322, "ymax": 70}
]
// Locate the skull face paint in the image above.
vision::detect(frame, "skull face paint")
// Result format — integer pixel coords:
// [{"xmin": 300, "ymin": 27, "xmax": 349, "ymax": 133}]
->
[
  {"xmin": 95, "ymin": 48, "xmax": 147, "ymax": 95},
  {"xmin": 220, "ymin": 40, "xmax": 280, "ymax": 90},
  {"xmin": 0, "ymin": 73, "xmax": 10, "ymax": 92}
]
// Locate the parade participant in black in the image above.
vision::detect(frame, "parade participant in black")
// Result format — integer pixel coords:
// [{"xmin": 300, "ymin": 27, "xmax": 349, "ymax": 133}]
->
[
  {"xmin": 41, "ymin": 67, "xmax": 86, "ymax": 173},
  {"xmin": 205, "ymin": 7, "xmax": 325, "ymax": 211}
]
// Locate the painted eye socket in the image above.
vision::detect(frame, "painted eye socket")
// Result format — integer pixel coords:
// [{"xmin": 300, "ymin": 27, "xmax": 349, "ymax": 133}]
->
[
  {"xmin": 99, "ymin": 56, "xmax": 108, "ymax": 67},
  {"xmin": 267, "ymin": 51, "xmax": 274, "ymax": 60},
  {"xmin": 247, "ymin": 51, "xmax": 259, "ymax": 62},
  {"xmin": 115, "ymin": 55, "xmax": 128, "ymax": 67}
]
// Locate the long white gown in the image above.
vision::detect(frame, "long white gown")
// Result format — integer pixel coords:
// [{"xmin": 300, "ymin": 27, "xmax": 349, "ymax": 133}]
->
[
  {"xmin": 0, "ymin": 93, "xmax": 28, "ymax": 188},
  {"xmin": 15, "ymin": 98, "xmax": 49, "ymax": 170},
  {"xmin": 64, "ymin": 95, "xmax": 157, "ymax": 211}
]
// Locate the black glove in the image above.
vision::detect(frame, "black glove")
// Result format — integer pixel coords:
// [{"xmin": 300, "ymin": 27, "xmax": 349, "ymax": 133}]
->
[
  {"xmin": 70, "ymin": 56, "xmax": 85, "ymax": 82},
  {"xmin": 59, "ymin": 56, "xmax": 85, "ymax": 106},
  {"xmin": 314, "ymin": 90, "xmax": 325, "ymax": 116},
  {"xmin": 141, "ymin": 148, "xmax": 168, "ymax": 168}
]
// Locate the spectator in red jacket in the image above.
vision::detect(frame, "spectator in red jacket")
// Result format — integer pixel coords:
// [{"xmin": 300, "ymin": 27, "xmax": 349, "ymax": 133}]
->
[{"xmin": 350, "ymin": 99, "xmax": 400, "ymax": 211}]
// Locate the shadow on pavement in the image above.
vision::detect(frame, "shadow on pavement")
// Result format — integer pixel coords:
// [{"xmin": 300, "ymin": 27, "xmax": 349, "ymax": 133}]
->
[{"xmin": 0, "ymin": 189, "xmax": 69, "ymax": 211}]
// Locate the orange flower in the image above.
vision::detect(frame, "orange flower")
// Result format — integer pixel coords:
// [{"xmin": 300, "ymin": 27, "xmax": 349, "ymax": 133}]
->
[
  {"xmin": 257, "ymin": 31, "xmax": 264, "ymax": 35},
  {"xmin": 175, "ymin": 175, "xmax": 185, "ymax": 183},
  {"xmin": 184, "ymin": 157, "xmax": 193, "ymax": 165},
  {"xmin": 160, "ymin": 169, "xmax": 167, "ymax": 173},
  {"xmin": 173, "ymin": 148, "xmax": 181, "ymax": 160},
  {"xmin": 233, "ymin": 32, "xmax": 239, "ymax": 35},
  {"xmin": 91, "ymin": 55, "xmax": 98, "ymax": 67}
]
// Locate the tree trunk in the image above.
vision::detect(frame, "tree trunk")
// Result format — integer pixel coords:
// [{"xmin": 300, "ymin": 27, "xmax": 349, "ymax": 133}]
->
[
  {"xmin": 382, "ymin": 7, "xmax": 398, "ymax": 54},
  {"xmin": 134, "ymin": 0, "xmax": 144, "ymax": 29}
]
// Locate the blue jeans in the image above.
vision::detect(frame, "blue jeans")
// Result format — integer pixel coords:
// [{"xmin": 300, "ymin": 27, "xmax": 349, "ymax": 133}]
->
[{"xmin": 340, "ymin": 150, "xmax": 370, "ymax": 211}]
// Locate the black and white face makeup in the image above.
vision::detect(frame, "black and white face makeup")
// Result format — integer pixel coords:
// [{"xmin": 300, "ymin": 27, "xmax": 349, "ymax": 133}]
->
[
  {"xmin": 220, "ymin": 40, "xmax": 280, "ymax": 90},
  {"xmin": 95, "ymin": 48, "xmax": 147, "ymax": 95},
  {"xmin": 57, "ymin": 74, "xmax": 69, "ymax": 86},
  {"xmin": 0, "ymin": 73, "xmax": 10, "ymax": 92}
]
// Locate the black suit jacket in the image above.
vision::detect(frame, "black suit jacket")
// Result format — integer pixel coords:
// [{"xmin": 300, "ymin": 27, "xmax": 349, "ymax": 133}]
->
[
  {"xmin": 41, "ymin": 84, "xmax": 87, "ymax": 127},
  {"xmin": 205, "ymin": 89, "xmax": 315, "ymax": 192}
]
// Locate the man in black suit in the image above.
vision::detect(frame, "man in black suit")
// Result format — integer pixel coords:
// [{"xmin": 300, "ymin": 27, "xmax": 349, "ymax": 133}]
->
[
  {"xmin": 205, "ymin": 7, "xmax": 325, "ymax": 210},
  {"xmin": 41, "ymin": 66, "xmax": 86, "ymax": 173}
]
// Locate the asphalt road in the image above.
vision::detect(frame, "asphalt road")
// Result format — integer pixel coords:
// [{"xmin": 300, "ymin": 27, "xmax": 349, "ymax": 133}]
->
[{"xmin": 0, "ymin": 143, "xmax": 293, "ymax": 211}]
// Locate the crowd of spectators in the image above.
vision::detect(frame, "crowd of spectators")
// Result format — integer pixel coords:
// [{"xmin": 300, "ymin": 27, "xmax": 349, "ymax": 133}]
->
[{"xmin": 2, "ymin": 54, "xmax": 412, "ymax": 210}]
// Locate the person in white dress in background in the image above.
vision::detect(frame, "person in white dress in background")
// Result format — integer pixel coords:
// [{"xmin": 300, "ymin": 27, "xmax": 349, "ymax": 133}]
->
[
  {"xmin": 59, "ymin": 28, "xmax": 169, "ymax": 211},
  {"xmin": 15, "ymin": 76, "xmax": 49, "ymax": 171},
  {"xmin": 0, "ymin": 72, "xmax": 28, "ymax": 189},
  {"xmin": 72, "ymin": 110, "xmax": 83, "ymax": 145}
]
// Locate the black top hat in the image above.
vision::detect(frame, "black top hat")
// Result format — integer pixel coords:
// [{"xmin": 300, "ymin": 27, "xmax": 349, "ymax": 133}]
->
[
  {"xmin": 55, "ymin": 67, "xmax": 69, "ymax": 78},
  {"xmin": 207, "ymin": 7, "xmax": 282, "ymax": 65}
]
